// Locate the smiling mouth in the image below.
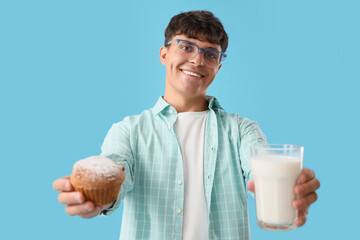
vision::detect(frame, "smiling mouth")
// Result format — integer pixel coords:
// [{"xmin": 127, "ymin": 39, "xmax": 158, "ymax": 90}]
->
[{"xmin": 181, "ymin": 69, "xmax": 204, "ymax": 78}]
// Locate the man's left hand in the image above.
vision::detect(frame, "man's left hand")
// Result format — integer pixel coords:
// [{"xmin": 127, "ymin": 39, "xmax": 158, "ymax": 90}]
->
[
  {"xmin": 247, "ymin": 168, "xmax": 320, "ymax": 227},
  {"xmin": 292, "ymin": 168, "xmax": 320, "ymax": 226}
]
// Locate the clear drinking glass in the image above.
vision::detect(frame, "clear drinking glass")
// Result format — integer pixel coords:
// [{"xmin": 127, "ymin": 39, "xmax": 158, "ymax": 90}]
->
[{"xmin": 250, "ymin": 144, "xmax": 304, "ymax": 231}]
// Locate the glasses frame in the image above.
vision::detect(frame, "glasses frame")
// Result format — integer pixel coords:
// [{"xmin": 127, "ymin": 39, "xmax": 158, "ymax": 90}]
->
[{"xmin": 166, "ymin": 39, "xmax": 227, "ymax": 68}]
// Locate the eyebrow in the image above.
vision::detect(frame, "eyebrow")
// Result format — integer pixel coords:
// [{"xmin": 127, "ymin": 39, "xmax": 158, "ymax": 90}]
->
[
  {"xmin": 186, "ymin": 40, "xmax": 221, "ymax": 52},
  {"xmin": 206, "ymin": 47, "xmax": 221, "ymax": 52}
]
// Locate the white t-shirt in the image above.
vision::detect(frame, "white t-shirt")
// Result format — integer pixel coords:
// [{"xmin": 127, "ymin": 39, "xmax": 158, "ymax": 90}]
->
[{"xmin": 174, "ymin": 110, "xmax": 209, "ymax": 240}]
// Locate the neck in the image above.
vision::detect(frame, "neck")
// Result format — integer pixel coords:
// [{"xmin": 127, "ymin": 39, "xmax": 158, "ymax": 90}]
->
[{"xmin": 163, "ymin": 93, "xmax": 208, "ymax": 113}]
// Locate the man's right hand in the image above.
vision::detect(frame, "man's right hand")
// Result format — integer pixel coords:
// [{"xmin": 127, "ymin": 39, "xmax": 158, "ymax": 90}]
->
[{"xmin": 53, "ymin": 176, "xmax": 111, "ymax": 219}]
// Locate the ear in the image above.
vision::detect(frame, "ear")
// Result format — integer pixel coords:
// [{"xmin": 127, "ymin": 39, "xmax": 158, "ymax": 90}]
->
[
  {"xmin": 216, "ymin": 64, "xmax": 222, "ymax": 73},
  {"xmin": 159, "ymin": 46, "xmax": 168, "ymax": 65}
]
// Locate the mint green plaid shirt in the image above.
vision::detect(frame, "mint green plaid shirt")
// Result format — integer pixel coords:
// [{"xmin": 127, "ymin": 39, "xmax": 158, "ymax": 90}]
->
[{"xmin": 100, "ymin": 96, "xmax": 267, "ymax": 240}]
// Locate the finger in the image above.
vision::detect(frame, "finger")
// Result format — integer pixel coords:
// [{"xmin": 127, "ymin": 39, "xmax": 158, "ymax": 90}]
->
[
  {"xmin": 247, "ymin": 180, "xmax": 255, "ymax": 193},
  {"xmin": 65, "ymin": 201, "xmax": 96, "ymax": 217},
  {"xmin": 58, "ymin": 191, "xmax": 85, "ymax": 205},
  {"xmin": 299, "ymin": 168, "xmax": 315, "ymax": 184},
  {"xmin": 295, "ymin": 215, "xmax": 306, "ymax": 227},
  {"xmin": 295, "ymin": 207, "xmax": 309, "ymax": 227},
  {"xmin": 293, "ymin": 192, "xmax": 318, "ymax": 209},
  {"xmin": 80, "ymin": 202, "xmax": 113, "ymax": 218},
  {"xmin": 79, "ymin": 205, "xmax": 104, "ymax": 219},
  {"xmin": 295, "ymin": 177, "xmax": 321, "ymax": 196},
  {"xmin": 53, "ymin": 176, "xmax": 73, "ymax": 192}
]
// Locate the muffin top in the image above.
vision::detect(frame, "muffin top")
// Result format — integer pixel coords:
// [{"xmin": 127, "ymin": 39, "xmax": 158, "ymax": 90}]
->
[{"xmin": 71, "ymin": 156, "xmax": 124, "ymax": 189}]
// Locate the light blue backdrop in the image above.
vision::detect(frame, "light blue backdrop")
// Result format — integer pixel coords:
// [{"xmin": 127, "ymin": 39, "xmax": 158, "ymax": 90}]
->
[{"xmin": 1, "ymin": 0, "xmax": 359, "ymax": 239}]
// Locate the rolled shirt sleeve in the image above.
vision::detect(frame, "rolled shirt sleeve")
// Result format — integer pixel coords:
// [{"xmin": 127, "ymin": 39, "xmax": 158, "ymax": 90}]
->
[
  {"xmin": 238, "ymin": 116, "xmax": 267, "ymax": 197},
  {"xmin": 100, "ymin": 118, "xmax": 134, "ymax": 216}
]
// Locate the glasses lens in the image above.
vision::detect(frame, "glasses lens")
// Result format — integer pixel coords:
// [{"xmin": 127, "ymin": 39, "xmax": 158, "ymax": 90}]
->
[
  {"xmin": 203, "ymin": 50, "xmax": 221, "ymax": 68},
  {"xmin": 176, "ymin": 40, "xmax": 223, "ymax": 68},
  {"xmin": 177, "ymin": 41, "xmax": 197, "ymax": 57}
]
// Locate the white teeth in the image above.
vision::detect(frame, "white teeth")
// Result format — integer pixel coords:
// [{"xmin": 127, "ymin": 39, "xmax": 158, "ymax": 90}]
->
[{"xmin": 183, "ymin": 70, "xmax": 202, "ymax": 77}]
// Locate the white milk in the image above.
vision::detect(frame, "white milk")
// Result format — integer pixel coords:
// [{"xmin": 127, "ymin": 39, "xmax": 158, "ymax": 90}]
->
[{"xmin": 252, "ymin": 155, "xmax": 302, "ymax": 225}]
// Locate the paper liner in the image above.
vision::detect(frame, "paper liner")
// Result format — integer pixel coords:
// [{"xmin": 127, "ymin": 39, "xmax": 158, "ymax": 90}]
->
[{"xmin": 73, "ymin": 184, "xmax": 121, "ymax": 205}]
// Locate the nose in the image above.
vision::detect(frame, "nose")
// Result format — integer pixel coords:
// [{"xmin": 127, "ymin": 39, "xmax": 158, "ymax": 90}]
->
[{"xmin": 189, "ymin": 50, "xmax": 205, "ymax": 66}]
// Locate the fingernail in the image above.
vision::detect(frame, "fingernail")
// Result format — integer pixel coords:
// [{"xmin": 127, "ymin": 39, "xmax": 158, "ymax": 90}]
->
[
  {"xmin": 296, "ymin": 185, "xmax": 304, "ymax": 195},
  {"xmin": 297, "ymin": 219, "xmax": 303, "ymax": 226},
  {"xmin": 300, "ymin": 175, "xmax": 307, "ymax": 184},
  {"xmin": 296, "ymin": 200, "xmax": 303, "ymax": 208},
  {"xmin": 85, "ymin": 203, "xmax": 93, "ymax": 212},
  {"xmin": 75, "ymin": 193, "xmax": 83, "ymax": 203}
]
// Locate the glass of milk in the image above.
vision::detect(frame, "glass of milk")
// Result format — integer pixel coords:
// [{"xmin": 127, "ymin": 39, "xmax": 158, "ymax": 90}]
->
[{"xmin": 250, "ymin": 144, "xmax": 303, "ymax": 231}]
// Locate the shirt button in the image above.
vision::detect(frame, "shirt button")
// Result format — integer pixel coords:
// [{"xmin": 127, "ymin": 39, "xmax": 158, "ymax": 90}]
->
[
  {"xmin": 168, "ymin": 124, "xmax": 172, "ymax": 129},
  {"xmin": 169, "ymin": 109, "xmax": 174, "ymax": 114},
  {"xmin": 177, "ymin": 208, "xmax": 182, "ymax": 214},
  {"xmin": 211, "ymin": 146, "xmax": 216, "ymax": 151},
  {"xmin": 177, "ymin": 180, "xmax": 183, "ymax": 185},
  {"xmin": 208, "ymin": 175, "xmax": 210, "ymax": 179}
]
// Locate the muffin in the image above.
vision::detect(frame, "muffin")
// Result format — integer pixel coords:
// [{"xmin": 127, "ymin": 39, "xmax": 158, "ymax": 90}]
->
[{"xmin": 70, "ymin": 156, "xmax": 125, "ymax": 205}]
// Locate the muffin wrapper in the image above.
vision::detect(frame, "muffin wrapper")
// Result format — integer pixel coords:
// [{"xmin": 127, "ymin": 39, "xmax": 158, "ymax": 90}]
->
[{"xmin": 73, "ymin": 184, "xmax": 121, "ymax": 205}]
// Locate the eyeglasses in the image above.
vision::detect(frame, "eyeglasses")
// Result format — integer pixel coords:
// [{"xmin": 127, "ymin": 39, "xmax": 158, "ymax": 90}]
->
[{"xmin": 166, "ymin": 39, "xmax": 227, "ymax": 68}]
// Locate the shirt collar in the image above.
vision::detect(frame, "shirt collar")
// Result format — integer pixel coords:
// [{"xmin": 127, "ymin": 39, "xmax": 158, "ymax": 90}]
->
[
  {"xmin": 152, "ymin": 96, "xmax": 224, "ymax": 115},
  {"xmin": 206, "ymin": 96, "xmax": 224, "ymax": 111}
]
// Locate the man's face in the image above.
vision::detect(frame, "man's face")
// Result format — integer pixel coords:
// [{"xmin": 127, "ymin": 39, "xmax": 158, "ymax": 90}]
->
[{"xmin": 160, "ymin": 34, "xmax": 222, "ymax": 98}]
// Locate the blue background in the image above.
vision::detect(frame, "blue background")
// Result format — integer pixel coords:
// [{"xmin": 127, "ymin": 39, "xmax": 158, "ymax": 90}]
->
[{"xmin": 1, "ymin": 0, "xmax": 359, "ymax": 239}]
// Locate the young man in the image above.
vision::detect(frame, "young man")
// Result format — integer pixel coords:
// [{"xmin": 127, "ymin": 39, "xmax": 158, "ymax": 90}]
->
[{"xmin": 53, "ymin": 10, "xmax": 320, "ymax": 240}]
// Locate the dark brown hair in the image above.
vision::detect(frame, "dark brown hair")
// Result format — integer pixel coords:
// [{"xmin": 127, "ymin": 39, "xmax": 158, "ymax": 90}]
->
[{"xmin": 164, "ymin": 10, "xmax": 228, "ymax": 52}]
